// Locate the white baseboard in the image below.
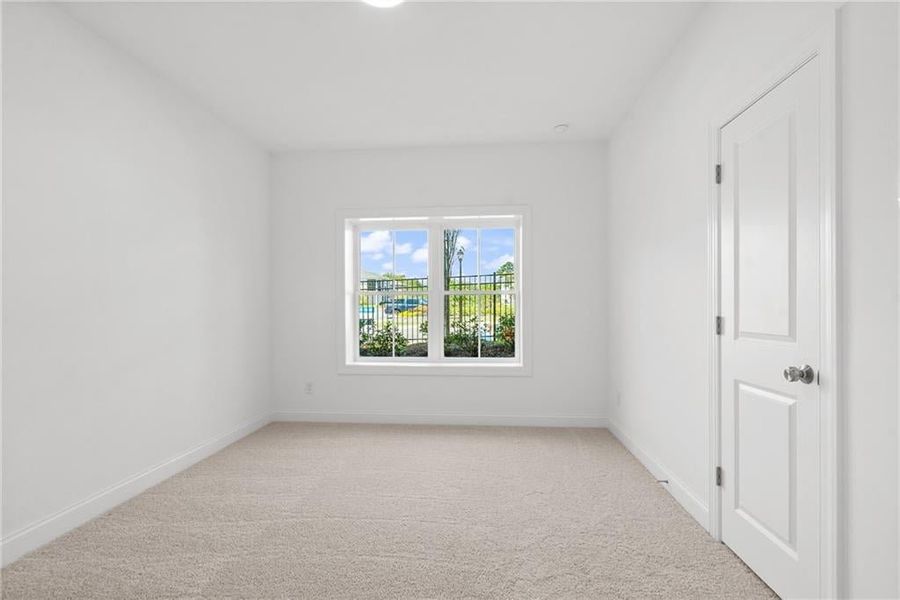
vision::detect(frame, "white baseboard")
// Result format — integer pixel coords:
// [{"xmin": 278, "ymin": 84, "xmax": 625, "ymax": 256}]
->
[
  {"xmin": 273, "ymin": 410, "xmax": 608, "ymax": 428},
  {"xmin": 0, "ymin": 413, "xmax": 271, "ymax": 567},
  {"xmin": 607, "ymin": 420, "xmax": 710, "ymax": 531}
]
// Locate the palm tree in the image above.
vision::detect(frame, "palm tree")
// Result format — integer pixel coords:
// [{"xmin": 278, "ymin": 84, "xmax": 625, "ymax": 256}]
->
[{"xmin": 443, "ymin": 229, "xmax": 460, "ymax": 333}]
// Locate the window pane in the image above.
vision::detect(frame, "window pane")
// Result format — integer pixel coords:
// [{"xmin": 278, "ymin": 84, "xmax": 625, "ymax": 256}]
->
[
  {"xmin": 479, "ymin": 228, "xmax": 516, "ymax": 291},
  {"xmin": 393, "ymin": 230, "xmax": 428, "ymax": 287},
  {"xmin": 443, "ymin": 295, "xmax": 480, "ymax": 357},
  {"xmin": 480, "ymin": 294, "xmax": 516, "ymax": 358},
  {"xmin": 358, "ymin": 295, "xmax": 392, "ymax": 357},
  {"xmin": 390, "ymin": 294, "xmax": 428, "ymax": 357},
  {"xmin": 443, "ymin": 228, "xmax": 477, "ymax": 291},
  {"xmin": 359, "ymin": 294, "xmax": 428, "ymax": 358},
  {"xmin": 359, "ymin": 229, "xmax": 392, "ymax": 287},
  {"xmin": 443, "ymin": 294, "xmax": 516, "ymax": 358},
  {"xmin": 360, "ymin": 229, "xmax": 428, "ymax": 291}
]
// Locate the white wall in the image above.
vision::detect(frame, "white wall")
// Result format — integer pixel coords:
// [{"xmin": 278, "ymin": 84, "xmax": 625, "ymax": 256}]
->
[
  {"xmin": 1, "ymin": 4, "xmax": 271, "ymax": 563},
  {"xmin": 607, "ymin": 3, "xmax": 898, "ymax": 597},
  {"xmin": 271, "ymin": 143, "xmax": 607, "ymax": 426},
  {"xmin": 840, "ymin": 4, "xmax": 899, "ymax": 596}
]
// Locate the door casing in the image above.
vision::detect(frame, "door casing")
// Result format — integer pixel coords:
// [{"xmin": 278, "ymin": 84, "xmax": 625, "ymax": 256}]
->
[{"xmin": 707, "ymin": 13, "xmax": 839, "ymax": 598}]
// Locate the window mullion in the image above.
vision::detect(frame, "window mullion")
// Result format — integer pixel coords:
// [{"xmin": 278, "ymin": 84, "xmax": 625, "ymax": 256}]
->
[
  {"xmin": 428, "ymin": 223, "xmax": 442, "ymax": 361},
  {"xmin": 476, "ymin": 228, "xmax": 481, "ymax": 358},
  {"xmin": 515, "ymin": 224, "xmax": 521, "ymax": 360},
  {"xmin": 391, "ymin": 231, "xmax": 396, "ymax": 357},
  {"xmin": 353, "ymin": 224, "xmax": 361, "ymax": 361}
]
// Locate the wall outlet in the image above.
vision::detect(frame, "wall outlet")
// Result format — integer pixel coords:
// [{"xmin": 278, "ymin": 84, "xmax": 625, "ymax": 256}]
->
[
  {"xmin": 616, "ymin": 392, "xmax": 622, "ymax": 407},
  {"xmin": 304, "ymin": 382, "xmax": 314, "ymax": 395}
]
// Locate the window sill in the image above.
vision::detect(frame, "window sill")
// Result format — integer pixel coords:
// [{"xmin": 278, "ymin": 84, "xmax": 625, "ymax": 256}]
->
[{"xmin": 338, "ymin": 361, "xmax": 531, "ymax": 377}]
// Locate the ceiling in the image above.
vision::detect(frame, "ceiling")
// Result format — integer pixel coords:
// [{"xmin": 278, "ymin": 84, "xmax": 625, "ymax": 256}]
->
[{"xmin": 65, "ymin": 2, "xmax": 704, "ymax": 151}]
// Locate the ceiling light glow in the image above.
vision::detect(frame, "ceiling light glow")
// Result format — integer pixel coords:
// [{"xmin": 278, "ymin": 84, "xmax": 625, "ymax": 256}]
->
[{"xmin": 362, "ymin": 0, "xmax": 405, "ymax": 7}]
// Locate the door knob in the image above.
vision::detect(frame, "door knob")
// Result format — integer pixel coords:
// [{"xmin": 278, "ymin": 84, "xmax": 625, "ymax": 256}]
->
[{"xmin": 783, "ymin": 365, "xmax": 815, "ymax": 384}]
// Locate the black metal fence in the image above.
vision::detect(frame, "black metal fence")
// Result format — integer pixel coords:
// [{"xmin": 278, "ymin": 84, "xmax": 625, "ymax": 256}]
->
[
  {"xmin": 445, "ymin": 273, "xmax": 516, "ymax": 292},
  {"xmin": 358, "ymin": 294, "xmax": 428, "ymax": 355},
  {"xmin": 358, "ymin": 274, "xmax": 516, "ymax": 357},
  {"xmin": 361, "ymin": 276, "xmax": 428, "ymax": 292},
  {"xmin": 361, "ymin": 273, "xmax": 515, "ymax": 292}
]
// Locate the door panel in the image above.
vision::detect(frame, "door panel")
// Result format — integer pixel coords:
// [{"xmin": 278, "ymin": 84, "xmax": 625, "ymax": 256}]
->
[
  {"xmin": 735, "ymin": 113, "xmax": 795, "ymax": 341},
  {"xmin": 720, "ymin": 57, "xmax": 820, "ymax": 599},
  {"xmin": 735, "ymin": 382, "xmax": 796, "ymax": 551}
]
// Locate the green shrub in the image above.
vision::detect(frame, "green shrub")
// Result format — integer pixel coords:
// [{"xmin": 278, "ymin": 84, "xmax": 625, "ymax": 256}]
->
[
  {"xmin": 445, "ymin": 317, "xmax": 480, "ymax": 356},
  {"xmin": 495, "ymin": 313, "xmax": 515, "ymax": 351},
  {"xmin": 399, "ymin": 342, "xmax": 428, "ymax": 357},
  {"xmin": 360, "ymin": 321, "xmax": 407, "ymax": 356}
]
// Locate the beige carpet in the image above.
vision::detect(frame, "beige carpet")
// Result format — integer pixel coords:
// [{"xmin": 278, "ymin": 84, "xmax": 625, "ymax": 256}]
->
[{"xmin": 2, "ymin": 423, "xmax": 775, "ymax": 599}]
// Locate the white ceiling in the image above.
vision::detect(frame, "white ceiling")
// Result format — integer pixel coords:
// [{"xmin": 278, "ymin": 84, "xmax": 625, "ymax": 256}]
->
[{"xmin": 65, "ymin": 2, "xmax": 704, "ymax": 151}]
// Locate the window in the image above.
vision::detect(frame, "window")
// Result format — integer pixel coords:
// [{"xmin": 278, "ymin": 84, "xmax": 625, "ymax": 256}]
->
[
  {"xmin": 357, "ymin": 227, "xmax": 430, "ymax": 358},
  {"xmin": 340, "ymin": 210, "xmax": 527, "ymax": 374},
  {"xmin": 442, "ymin": 226, "xmax": 516, "ymax": 359}
]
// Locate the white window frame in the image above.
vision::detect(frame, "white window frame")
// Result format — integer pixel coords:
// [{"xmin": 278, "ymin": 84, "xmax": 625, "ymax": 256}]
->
[{"xmin": 337, "ymin": 206, "xmax": 531, "ymax": 376}]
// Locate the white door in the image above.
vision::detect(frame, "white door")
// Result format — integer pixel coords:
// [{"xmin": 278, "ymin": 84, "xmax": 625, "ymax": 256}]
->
[{"xmin": 720, "ymin": 57, "xmax": 822, "ymax": 599}]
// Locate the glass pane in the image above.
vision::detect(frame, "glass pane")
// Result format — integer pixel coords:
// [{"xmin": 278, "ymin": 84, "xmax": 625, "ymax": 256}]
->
[
  {"xmin": 359, "ymin": 230, "xmax": 392, "ymax": 289},
  {"xmin": 393, "ymin": 230, "xmax": 428, "ymax": 290},
  {"xmin": 358, "ymin": 294, "xmax": 392, "ymax": 357},
  {"xmin": 391, "ymin": 294, "xmax": 428, "ymax": 357},
  {"xmin": 359, "ymin": 229, "xmax": 428, "ymax": 292},
  {"xmin": 480, "ymin": 294, "xmax": 516, "ymax": 358},
  {"xmin": 443, "ymin": 228, "xmax": 477, "ymax": 291},
  {"xmin": 359, "ymin": 294, "xmax": 428, "ymax": 358},
  {"xmin": 479, "ymin": 228, "xmax": 516, "ymax": 291},
  {"xmin": 444, "ymin": 295, "xmax": 480, "ymax": 357}
]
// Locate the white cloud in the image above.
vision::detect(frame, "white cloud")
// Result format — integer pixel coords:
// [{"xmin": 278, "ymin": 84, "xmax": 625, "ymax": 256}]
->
[
  {"xmin": 381, "ymin": 261, "xmax": 394, "ymax": 272},
  {"xmin": 457, "ymin": 235, "xmax": 473, "ymax": 250},
  {"xmin": 360, "ymin": 230, "xmax": 391, "ymax": 254},
  {"xmin": 360, "ymin": 231, "xmax": 416, "ymax": 258},
  {"xmin": 482, "ymin": 254, "xmax": 515, "ymax": 272},
  {"xmin": 412, "ymin": 245, "xmax": 429, "ymax": 263}
]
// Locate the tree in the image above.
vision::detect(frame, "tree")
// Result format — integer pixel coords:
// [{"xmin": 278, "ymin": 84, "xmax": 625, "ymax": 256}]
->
[
  {"xmin": 443, "ymin": 229, "xmax": 461, "ymax": 333},
  {"xmin": 443, "ymin": 230, "xmax": 460, "ymax": 287},
  {"xmin": 495, "ymin": 261, "xmax": 514, "ymax": 275}
]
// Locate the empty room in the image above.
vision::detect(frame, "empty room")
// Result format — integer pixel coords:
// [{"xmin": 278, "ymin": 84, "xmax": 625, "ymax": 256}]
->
[{"xmin": 1, "ymin": 1, "xmax": 898, "ymax": 598}]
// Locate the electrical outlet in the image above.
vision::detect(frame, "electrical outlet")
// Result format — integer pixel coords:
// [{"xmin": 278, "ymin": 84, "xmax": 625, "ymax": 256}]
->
[
  {"xmin": 616, "ymin": 392, "xmax": 622, "ymax": 407},
  {"xmin": 304, "ymin": 382, "xmax": 314, "ymax": 395}
]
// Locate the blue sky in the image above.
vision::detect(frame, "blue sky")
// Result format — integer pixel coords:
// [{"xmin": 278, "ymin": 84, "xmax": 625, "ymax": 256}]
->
[
  {"xmin": 359, "ymin": 228, "xmax": 515, "ymax": 279},
  {"xmin": 359, "ymin": 229, "xmax": 429, "ymax": 279}
]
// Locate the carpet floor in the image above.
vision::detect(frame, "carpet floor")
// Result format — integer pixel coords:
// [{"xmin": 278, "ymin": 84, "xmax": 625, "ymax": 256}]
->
[{"xmin": 2, "ymin": 423, "xmax": 776, "ymax": 599}]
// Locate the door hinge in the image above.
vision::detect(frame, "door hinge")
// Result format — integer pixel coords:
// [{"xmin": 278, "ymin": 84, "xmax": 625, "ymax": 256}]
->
[
  {"xmin": 716, "ymin": 466, "xmax": 723, "ymax": 487},
  {"xmin": 715, "ymin": 164, "xmax": 722, "ymax": 184},
  {"xmin": 715, "ymin": 316, "xmax": 723, "ymax": 335}
]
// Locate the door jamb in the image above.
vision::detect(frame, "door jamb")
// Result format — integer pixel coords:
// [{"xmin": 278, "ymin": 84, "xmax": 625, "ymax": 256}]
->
[{"xmin": 706, "ymin": 13, "xmax": 839, "ymax": 599}]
